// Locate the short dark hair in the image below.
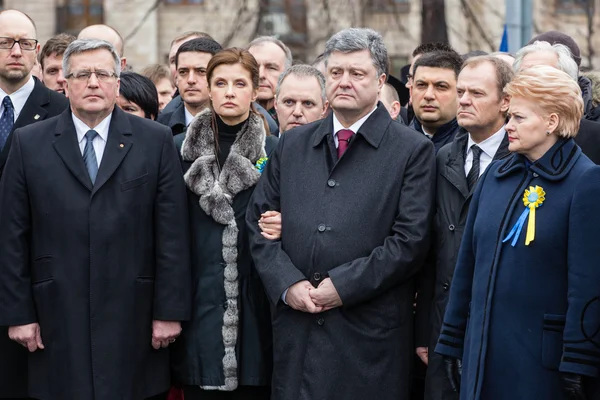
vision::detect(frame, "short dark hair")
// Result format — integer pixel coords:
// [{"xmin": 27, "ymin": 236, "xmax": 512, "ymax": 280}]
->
[
  {"xmin": 413, "ymin": 51, "xmax": 464, "ymax": 79},
  {"xmin": 412, "ymin": 42, "xmax": 456, "ymax": 58},
  {"xmin": 39, "ymin": 33, "xmax": 76, "ymax": 69},
  {"xmin": 118, "ymin": 72, "xmax": 159, "ymax": 120},
  {"xmin": 175, "ymin": 37, "xmax": 222, "ymax": 68}
]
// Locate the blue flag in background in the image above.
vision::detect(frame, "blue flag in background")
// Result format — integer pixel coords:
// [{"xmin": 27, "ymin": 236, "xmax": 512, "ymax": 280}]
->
[{"xmin": 499, "ymin": 24, "xmax": 508, "ymax": 51}]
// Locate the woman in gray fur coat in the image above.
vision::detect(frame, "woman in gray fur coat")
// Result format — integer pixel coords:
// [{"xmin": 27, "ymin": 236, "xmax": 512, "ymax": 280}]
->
[{"xmin": 170, "ymin": 47, "xmax": 278, "ymax": 400}]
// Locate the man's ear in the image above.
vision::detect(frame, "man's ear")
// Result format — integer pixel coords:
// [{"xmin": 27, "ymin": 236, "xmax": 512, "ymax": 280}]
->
[
  {"xmin": 321, "ymin": 100, "xmax": 330, "ymax": 118},
  {"xmin": 500, "ymin": 94, "xmax": 510, "ymax": 114},
  {"xmin": 378, "ymin": 73, "xmax": 386, "ymax": 93},
  {"xmin": 390, "ymin": 101, "xmax": 401, "ymax": 121}
]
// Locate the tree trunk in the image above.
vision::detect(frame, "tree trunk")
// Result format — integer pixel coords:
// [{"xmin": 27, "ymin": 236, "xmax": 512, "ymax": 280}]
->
[
  {"xmin": 586, "ymin": 0, "xmax": 595, "ymax": 69},
  {"xmin": 421, "ymin": 0, "xmax": 449, "ymax": 43}
]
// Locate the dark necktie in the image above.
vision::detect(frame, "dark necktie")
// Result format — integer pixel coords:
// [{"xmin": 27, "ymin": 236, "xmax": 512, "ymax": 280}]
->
[
  {"xmin": 337, "ymin": 129, "xmax": 353, "ymax": 159},
  {"xmin": 0, "ymin": 96, "xmax": 14, "ymax": 151},
  {"xmin": 467, "ymin": 145, "xmax": 483, "ymax": 191},
  {"xmin": 83, "ymin": 130, "xmax": 99, "ymax": 184}
]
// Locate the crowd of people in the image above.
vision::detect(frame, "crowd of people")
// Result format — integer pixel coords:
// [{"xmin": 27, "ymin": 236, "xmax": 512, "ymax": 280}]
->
[{"xmin": 0, "ymin": 6, "xmax": 599, "ymax": 400}]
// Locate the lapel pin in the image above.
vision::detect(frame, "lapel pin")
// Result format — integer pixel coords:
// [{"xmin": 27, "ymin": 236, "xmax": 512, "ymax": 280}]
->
[
  {"xmin": 119, "ymin": 143, "xmax": 124, "ymax": 148},
  {"xmin": 34, "ymin": 114, "xmax": 40, "ymax": 120}
]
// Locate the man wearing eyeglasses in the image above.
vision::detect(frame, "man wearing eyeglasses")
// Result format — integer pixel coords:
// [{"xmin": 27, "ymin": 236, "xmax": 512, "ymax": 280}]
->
[
  {"xmin": 0, "ymin": 38, "xmax": 190, "ymax": 400},
  {"xmin": 0, "ymin": 9, "xmax": 69, "ymax": 399},
  {"xmin": 0, "ymin": 10, "xmax": 68, "ymax": 180}
]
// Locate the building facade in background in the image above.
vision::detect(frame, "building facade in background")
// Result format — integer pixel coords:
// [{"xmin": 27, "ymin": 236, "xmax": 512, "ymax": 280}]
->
[{"xmin": 7, "ymin": 0, "xmax": 600, "ymax": 76}]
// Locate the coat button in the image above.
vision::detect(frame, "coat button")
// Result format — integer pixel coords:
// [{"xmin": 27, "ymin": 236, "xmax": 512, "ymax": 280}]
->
[
  {"xmin": 533, "ymin": 173, "xmax": 539, "ymax": 178},
  {"xmin": 318, "ymin": 224, "xmax": 326, "ymax": 232},
  {"xmin": 313, "ymin": 272, "xmax": 321, "ymax": 281},
  {"xmin": 443, "ymin": 283, "xmax": 450, "ymax": 291},
  {"xmin": 449, "ymin": 224, "xmax": 455, "ymax": 231},
  {"xmin": 317, "ymin": 318, "xmax": 325, "ymax": 326},
  {"xmin": 327, "ymin": 179, "xmax": 336, "ymax": 187}
]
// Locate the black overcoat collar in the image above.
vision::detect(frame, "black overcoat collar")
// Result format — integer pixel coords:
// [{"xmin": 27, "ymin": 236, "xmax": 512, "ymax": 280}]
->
[
  {"xmin": 495, "ymin": 137, "xmax": 581, "ymax": 181},
  {"xmin": 312, "ymin": 102, "xmax": 392, "ymax": 150},
  {"xmin": 53, "ymin": 106, "xmax": 133, "ymax": 194}
]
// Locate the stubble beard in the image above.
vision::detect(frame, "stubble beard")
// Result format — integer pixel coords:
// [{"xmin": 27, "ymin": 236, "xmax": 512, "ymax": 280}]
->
[{"xmin": 0, "ymin": 68, "xmax": 28, "ymax": 85}]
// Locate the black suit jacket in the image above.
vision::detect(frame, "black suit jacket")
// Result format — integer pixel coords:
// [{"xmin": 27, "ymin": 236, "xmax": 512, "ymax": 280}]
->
[
  {"xmin": 0, "ymin": 77, "xmax": 69, "ymax": 177},
  {"xmin": 0, "ymin": 107, "xmax": 190, "ymax": 399},
  {"xmin": 0, "ymin": 77, "xmax": 68, "ymax": 398}
]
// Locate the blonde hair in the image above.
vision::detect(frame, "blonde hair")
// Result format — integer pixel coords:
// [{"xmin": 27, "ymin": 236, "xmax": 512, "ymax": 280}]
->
[{"xmin": 504, "ymin": 65, "xmax": 583, "ymax": 138}]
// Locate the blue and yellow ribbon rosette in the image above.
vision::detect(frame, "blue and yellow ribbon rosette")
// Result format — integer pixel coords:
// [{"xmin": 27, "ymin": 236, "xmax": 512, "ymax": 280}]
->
[
  {"xmin": 502, "ymin": 185, "xmax": 545, "ymax": 247},
  {"xmin": 255, "ymin": 157, "xmax": 268, "ymax": 174}
]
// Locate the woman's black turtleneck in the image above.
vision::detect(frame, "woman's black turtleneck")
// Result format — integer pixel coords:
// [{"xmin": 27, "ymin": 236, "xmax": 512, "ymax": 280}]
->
[{"xmin": 215, "ymin": 114, "xmax": 247, "ymax": 168}]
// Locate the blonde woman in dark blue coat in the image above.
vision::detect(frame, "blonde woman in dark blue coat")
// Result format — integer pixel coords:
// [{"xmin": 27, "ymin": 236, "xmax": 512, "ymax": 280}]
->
[{"xmin": 436, "ymin": 66, "xmax": 600, "ymax": 399}]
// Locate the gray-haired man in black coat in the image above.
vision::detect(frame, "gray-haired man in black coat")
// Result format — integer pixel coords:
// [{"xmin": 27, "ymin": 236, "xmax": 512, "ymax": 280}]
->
[{"xmin": 247, "ymin": 28, "xmax": 435, "ymax": 400}]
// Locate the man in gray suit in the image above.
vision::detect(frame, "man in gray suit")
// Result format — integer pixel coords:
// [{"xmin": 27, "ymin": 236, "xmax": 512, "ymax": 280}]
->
[{"xmin": 247, "ymin": 28, "xmax": 435, "ymax": 400}]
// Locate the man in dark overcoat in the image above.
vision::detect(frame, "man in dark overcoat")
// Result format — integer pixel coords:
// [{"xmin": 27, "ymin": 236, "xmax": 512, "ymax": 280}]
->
[
  {"xmin": 414, "ymin": 56, "xmax": 513, "ymax": 400},
  {"xmin": 0, "ymin": 10, "xmax": 69, "ymax": 398},
  {"xmin": 0, "ymin": 39, "xmax": 190, "ymax": 400},
  {"xmin": 247, "ymin": 28, "xmax": 435, "ymax": 400}
]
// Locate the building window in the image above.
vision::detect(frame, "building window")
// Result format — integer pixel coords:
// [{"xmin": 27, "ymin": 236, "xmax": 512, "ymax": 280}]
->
[
  {"xmin": 556, "ymin": 0, "xmax": 588, "ymax": 14},
  {"xmin": 56, "ymin": 0, "xmax": 103, "ymax": 35},
  {"xmin": 366, "ymin": 0, "xmax": 410, "ymax": 13},
  {"xmin": 165, "ymin": 0, "xmax": 205, "ymax": 4}
]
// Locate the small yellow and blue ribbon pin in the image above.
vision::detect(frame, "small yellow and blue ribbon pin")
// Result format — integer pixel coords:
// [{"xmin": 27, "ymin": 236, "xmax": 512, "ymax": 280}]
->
[
  {"xmin": 255, "ymin": 157, "xmax": 268, "ymax": 174},
  {"xmin": 502, "ymin": 185, "xmax": 545, "ymax": 247}
]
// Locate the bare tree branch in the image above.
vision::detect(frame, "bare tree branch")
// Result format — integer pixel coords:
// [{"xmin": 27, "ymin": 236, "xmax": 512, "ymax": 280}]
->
[
  {"xmin": 586, "ymin": 0, "xmax": 595, "ymax": 68},
  {"xmin": 124, "ymin": 0, "xmax": 163, "ymax": 43},
  {"xmin": 460, "ymin": 0, "xmax": 496, "ymax": 51},
  {"xmin": 221, "ymin": 0, "xmax": 250, "ymax": 47}
]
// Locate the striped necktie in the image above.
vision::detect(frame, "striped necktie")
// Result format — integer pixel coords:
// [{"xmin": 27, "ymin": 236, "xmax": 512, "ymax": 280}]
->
[{"xmin": 83, "ymin": 130, "xmax": 99, "ymax": 184}]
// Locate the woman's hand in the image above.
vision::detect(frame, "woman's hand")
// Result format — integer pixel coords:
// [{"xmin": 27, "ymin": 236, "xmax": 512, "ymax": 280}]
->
[{"xmin": 259, "ymin": 210, "xmax": 282, "ymax": 240}]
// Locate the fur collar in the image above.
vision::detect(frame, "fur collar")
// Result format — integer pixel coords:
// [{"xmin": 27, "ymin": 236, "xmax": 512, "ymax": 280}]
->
[{"xmin": 181, "ymin": 108, "xmax": 266, "ymax": 224}]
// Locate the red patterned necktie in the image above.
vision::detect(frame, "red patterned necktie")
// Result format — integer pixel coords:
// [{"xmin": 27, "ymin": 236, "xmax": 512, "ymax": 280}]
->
[{"xmin": 337, "ymin": 129, "xmax": 354, "ymax": 159}]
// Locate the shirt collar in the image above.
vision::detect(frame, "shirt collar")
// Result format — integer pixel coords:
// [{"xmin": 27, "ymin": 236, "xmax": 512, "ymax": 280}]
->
[
  {"xmin": 72, "ymin": 112, "xmax": 112, "ymax": 144},
  {"xmin": 467, "ymin": 126, "xmax": 506, "ymax": 158},
  {"xmin": 184, "ymin": 106, "xmax": 195, "ymax": 127},
  {"xmin": 0, "ymin": 76, "xmax": 35, "ymax": 117},
  {"xmin": 332, "ymin": 105, "xmax": 377, "ymax": 135}
]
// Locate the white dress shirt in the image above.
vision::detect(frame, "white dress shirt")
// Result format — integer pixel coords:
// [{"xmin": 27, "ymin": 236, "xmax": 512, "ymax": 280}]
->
[
  {"xmin": 464, "ymin": 127, "xmax": 506, "ymax": 177},
  {"xmin": 331, "ymin": 106, "xmax": 377, "ymax": 147},
  {"xmin": 184, "ymin": 106, "xmax": 195, "ymax": 127},
  {"xmin": 281, "ymin": 106, "xmax": 378, "ymax": 304},
  {"xmin": 72, "ymin": 113, "xmax": 112, "ymax": 166},
  {"xmin": 0, "ymin": 76, "xmax": 35, "ymax": 121}
]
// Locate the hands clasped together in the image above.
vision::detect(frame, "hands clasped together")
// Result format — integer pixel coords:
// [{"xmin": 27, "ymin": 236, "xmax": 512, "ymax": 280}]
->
[
  {"xmin": 285, "ymin": 278, "xmax": 343, "ymax": 313},
  {"xmin": 8, "ymin": 320, "xmax": 181, "ymax": 352},
  {"xmin": 259, "ymin": 211, "xmax": 343, "ymax": 313}
]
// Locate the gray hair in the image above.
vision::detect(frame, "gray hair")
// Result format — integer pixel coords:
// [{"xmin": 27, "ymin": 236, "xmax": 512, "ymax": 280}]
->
[
  {"xmin": 276, "ymin": 64, "xmax": 326, "ymax": 104},
  {"xmin": 63, "ymin": 39, "xmax": 121, "ymax": 78},
  {"xmin": 513, "ymin": 41, "xmax": 578, "ymax": 81},
  {"xmin": 247, "ymin": 36, "xmax": 293, "ymax": 69},
  {"xmin": 323, "ymin": 28, "xmax": 388, "ymax": 78}
]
